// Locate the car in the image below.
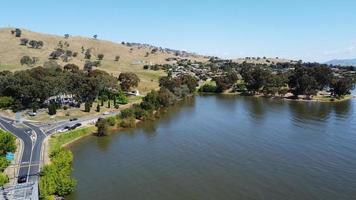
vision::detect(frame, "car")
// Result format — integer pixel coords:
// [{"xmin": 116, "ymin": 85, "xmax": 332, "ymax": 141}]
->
[
  {"xmin": 69, "ymin": 118, "xmax": 78, "ymax": 121},
  {"xmin": 17, "ymin": 175, "xmax": 27, "ymax": 184},
  {"xmin": 27, "ymin": 111, "xmax": 37, "ymax": 116},
  {"xmin": 103, "ymin": 112, "xmax": 110, "ymax": 115},
  {"xmin": 74, "ymin": 123, "xmax": 82, "ymax": 128},
  {"xmin": 63, "ymin": 126, "xmax": 70, "ymax": 130}
]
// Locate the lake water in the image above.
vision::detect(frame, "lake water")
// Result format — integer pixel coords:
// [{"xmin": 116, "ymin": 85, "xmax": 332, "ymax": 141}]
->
[{"xmin": 68, "ymin": 92, "xmax": 356, "ymax": 200}]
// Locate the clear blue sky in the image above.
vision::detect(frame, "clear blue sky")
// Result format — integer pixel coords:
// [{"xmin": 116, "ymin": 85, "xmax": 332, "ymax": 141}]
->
[{"xmin": 1, "ymin": 0, "xmax": 356, "ymax": 62}]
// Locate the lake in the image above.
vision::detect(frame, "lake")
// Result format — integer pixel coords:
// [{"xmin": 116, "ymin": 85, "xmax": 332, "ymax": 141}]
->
[{"xmin": 68, "ymin": 92, "xmax": 356, "ymax": 200}]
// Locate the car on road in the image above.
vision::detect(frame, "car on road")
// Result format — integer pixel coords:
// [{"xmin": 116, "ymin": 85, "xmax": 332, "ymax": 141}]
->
[
  {"xmin": 69, "ymin": 118, "xmax": 78, "ymax": 121},
  {"xmin": 27, "ymin": 111, "xmax": 37, "ymax": 116},
  {"xmin": 74, "ymin": 123, "xmax": 82, "ymax": 128},
  {"xmin": 17, "ymin": 175, "xmax": 27, "ymax": 184},
  {"xmin": 103, "ymin": 112, "xmax": 110, "ymax": 115}
]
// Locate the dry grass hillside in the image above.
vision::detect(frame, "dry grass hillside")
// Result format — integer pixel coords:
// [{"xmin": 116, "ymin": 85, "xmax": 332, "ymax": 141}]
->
[{"xmin": 0, "ymin": 28, "xmax": 208, "ymax": 93}]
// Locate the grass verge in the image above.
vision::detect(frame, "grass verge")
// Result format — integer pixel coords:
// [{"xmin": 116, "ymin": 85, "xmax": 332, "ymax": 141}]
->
[{"xmin": 49, "ymin": 126, "xmax": 96, "ymax": 153}]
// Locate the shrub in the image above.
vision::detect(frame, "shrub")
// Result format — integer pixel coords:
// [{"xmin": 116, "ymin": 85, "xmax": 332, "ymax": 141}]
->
[
  {"xmin": 133, "ymin": 106, "xmax": 149, "ymax": 120},
  {"xmin": 119, "ymin": 117, "xmax": 136, "ymax": 128},
  {"xmin": 0, "ymin": 156, "xmax": 10, "ymax": 172},
  {"xmin": 15, "ymin": 28, "xmax": 21, "ymax": 37},
  {"xmin": 84, "ymin": 49, "xmax": 91, "ymax": 59},
  {"xmin": 198, "ymin": 84, "xmax": 218, "ymax": 93},
  {"xmin": 106, "ymin": 116, "xmax": 117, "ymax": 126},
  {"xmin": 20, "ymin": 38, "xmax": 29, "ymax": 46},
  {"xmin": 97, "ymin": 54, "xmax": 104, "ymax": 60},
  {"xmin": 120, "ymin": 108, "xmax": 135, "ymax": 119},
  {"xmin": 0, "ymin": 129, "xmax": 17, "ymax": 156},
  {"xmin": 114, "ymin": 56, "xmax": 120, "ymax": 62},
  {"xmin": 39, "ymin": 148, "xmax": 76, "ymax": 199},
  {"xmin": 84, "ymin": 102, "xmax": 92, "ymax": 112},
  {"xmin": 20, "ymin": 56, "xmax": 33, "ymax": 66},
  {"xmin": 0, "ymin": 173, "xmax": 9, "ymax": 187},
  {"xmin": 0, "ymin": 96, "xmax": 14, "ymax": 108},
  {"xmin": 95, "ymin": 118, "xmax": 110, "ymax": 136},
  {"xmin": 48, "ymin": 102, "xmax": 57, "ymax": 115}
]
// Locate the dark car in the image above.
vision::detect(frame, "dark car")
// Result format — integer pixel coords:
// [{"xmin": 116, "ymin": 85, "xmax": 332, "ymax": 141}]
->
[
  {"xmin": 17, "ymin": 175, "xmax": 27, "ymax": 184},
  {"xmin": 64, "ymin": 126, "xmax": 70, "ymax": 130},
  {"xmin": 69, "ymin": 118, "xmax": 78, "ymax": 121},
  {"xmin": 74, "ymin": 123, "xmax": 82, "ymax": 128}
]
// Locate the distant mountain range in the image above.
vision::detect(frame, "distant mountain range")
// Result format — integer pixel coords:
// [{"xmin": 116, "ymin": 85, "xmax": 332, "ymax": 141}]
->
[{"xmin": 325, "ymin": 58, "xmax": 356, "ymax": 66}]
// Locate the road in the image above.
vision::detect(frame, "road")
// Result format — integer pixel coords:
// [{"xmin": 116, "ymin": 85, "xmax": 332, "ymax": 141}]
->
[
  {"xmin": 0, "ymin": 117, "xmax": 46, "ymax": 183},
  {"xmin": 0, "ymin": 111, "xmax": 117, "ymax": 182}
]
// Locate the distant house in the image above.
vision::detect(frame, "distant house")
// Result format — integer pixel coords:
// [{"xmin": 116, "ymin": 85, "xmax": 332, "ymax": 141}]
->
[
  {"xmin": 44, "ymin": 94, "xmax": 77, "ymax": 105},
  {"xmin": 131, "ymin": 60, "xmax": 146, "ymax": 65},
  {"xmin": 124, "ymin": 90, "xmax": 140, "ymax": 97}
]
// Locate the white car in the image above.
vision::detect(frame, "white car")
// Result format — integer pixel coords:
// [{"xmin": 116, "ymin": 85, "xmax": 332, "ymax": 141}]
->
[
  {"xmin": 103, "ymin": 112, "xmax": 110, "ymax": 115},
  {"xmin": 28, "ymin": 111, "xmax": 37, "ymax": 116}
]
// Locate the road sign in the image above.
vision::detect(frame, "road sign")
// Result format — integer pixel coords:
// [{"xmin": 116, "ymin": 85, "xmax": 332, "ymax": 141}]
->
[{"xmin": 6, "ymin": 152, "xmax": 15, "ymax": 161}]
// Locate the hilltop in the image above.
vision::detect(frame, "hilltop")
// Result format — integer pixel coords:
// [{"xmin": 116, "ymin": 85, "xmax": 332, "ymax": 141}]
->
[
  {"xmin": 325, "ymin": 58, "xmax": 356, "ymax": 66},
  {"xmin": 0, "ymin": 28, "xmax": 208, "ymax": 92}
]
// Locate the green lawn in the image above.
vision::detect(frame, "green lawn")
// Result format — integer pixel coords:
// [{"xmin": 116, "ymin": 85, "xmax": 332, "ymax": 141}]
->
[{"xmin": 49, "ymin": 126, "xmax": 96, "ymax": 153}]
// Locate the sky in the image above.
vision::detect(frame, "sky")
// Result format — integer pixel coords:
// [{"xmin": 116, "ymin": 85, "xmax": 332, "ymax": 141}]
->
[{"xmin": 1, "ymin": 0, "xmax": 356, "ymax": 62}]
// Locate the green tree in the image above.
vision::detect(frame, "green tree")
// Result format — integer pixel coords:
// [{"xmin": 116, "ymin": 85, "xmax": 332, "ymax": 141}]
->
[
  {"xmin": 97, "ymin": 54, "xmax": 104, "ymax": 60},
  {"xmin": 96, "ymin": 104, "xmax": 101, "ymax": 112},
  {"xmin": 330, "ymin": 78, "xmax": 354, "ymax": 97},
  {"xmin": 0, "ymin": 173, "xmax": 9, "ymax": 186},
  {"xmin": 0, "ymin": 157, "xmax": 10, "ymax": 171},
  {"xmin": 0, "ymin": 96, "xmax": 14, "ymax": 108},
  {"xmin": 95, "ymin": 118, "xmax": 109, "ymax": 136},
  {"xmin": 84, "ymin": 102, "xmax": 92, "ymax": 112},
  {"xmin": 118, "ymin": 72, "xmax": 140, "ymax": 91},
  {"xmin": 48, "ymin": 102, "xmax": 57, "ymax": 115},
  {"xmin": 0, "ymin": 129, "xmax": 16, "ymax": 156}
]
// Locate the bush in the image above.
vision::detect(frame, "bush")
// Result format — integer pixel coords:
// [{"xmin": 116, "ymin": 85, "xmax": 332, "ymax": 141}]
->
[
  {"xmin": 0, "ymin": 129, "xmax": 17, "ymax": 156},
  {"xmin": 20, "ymin": 38, "xmax": 29, "ymax": 46},
  {"xmin": 0, "ymin": 173, "xmax": 9, "ymax": 187},
  {"xmin": 133, "ymin": 106, "xmax": 149, "ymax": 120},
  {"xmin": 198, "ymin": 84, "xmax": 218, "ymax": 93},
  {"xmin": 15, "ymin": 28, "xmax": 21, "ymax": 37},
  {"xmin": 0, "ymin": 157, "xmax": 10, "ymax": 172},
  {"xmin": 95, "ymin": 118, "xmax": 110, "ymax": 136},
  {"xmin": 120, "ymin": 108, "xmax": 135, "ymax": 119},
  {"xmin": 48, "ymin": 102, "xmax": 57, "ymax": 115},
  {"xmin": 39, "ymin": 148, "xmax": 76, "ymax": 199},
  {"xmin": 20, "ymin": 56, "xmax": 34, "ymax": 66},
  {"xmin": 119, "ymin": 117, "xmax": 136, "ymax": 128},
  {"xmin": 97, "ymin": 54, "xmax": 104, "ymax": 60},
  {"xmin": 0, "ymin": 96, "xmax": 14, "ymax": 108},
  {"xmin": 106, "ymin": 116, "xmax": 117, "ymax": 126},
  {"xmin": 84, "ymin": 102, "xmax": 92, "ymax": 112},
  {"xmin": 116, "ymin": 91, "xmax": 128, "ymax": 104}
]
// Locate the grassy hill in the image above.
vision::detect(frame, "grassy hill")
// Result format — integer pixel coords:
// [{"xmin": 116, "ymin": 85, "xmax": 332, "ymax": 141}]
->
[{"xmin": 0, "ymin": 28, "xmax": 207, "ymax": 93}]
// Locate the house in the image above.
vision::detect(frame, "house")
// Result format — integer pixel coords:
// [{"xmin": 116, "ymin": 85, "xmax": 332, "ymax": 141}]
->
[
  {"xmin": 124, "ymin": 90, "xmax": 141, "ymax": 97},
  {"xmin": 44, "ymin": 94, "xmax": 77, "ymax": 105}
]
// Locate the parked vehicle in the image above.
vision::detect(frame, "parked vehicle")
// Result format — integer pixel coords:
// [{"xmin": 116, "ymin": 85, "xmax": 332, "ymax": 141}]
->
[
  {"xmin": 27, "ymin": 111, "xmax": 37, "ymax": 116},
  {"xmin": 69, "ymin": 118, "xmax": 78, "ymax": 121},
  {"xmin": 17, "ymin": 175, "xmax": 27, "ymax": 184}
]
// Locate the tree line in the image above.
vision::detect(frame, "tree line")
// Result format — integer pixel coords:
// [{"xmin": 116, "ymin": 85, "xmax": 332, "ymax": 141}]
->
[
  {"xmin": 200, "ymin": 65, "xmax": 354, "ymax": 98},
  {"xmin": 96, "ymin": 74, "xmax": 198, "ymax": 136},
  {"xmin": 0, "ymin": 65, "xmax": 140, "ymax": 112}
]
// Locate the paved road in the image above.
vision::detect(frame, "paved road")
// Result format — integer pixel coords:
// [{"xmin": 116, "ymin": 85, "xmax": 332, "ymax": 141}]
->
[
  {"xmin": 0, "ymin": 117, "xmax": 43, "ymax": 183},
  {"xmin": 0, "ymin": 111, "xmax": 115, "ymax": 181}
]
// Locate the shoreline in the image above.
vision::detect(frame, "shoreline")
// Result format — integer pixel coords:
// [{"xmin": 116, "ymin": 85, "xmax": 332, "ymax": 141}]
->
[
  {"xmin": 49, "ymin": 92, "xmax": 354, "ymax": 153},
  {"xmin": 199, "ymin": 92, "xmax": 353, "ymax": 103}
]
